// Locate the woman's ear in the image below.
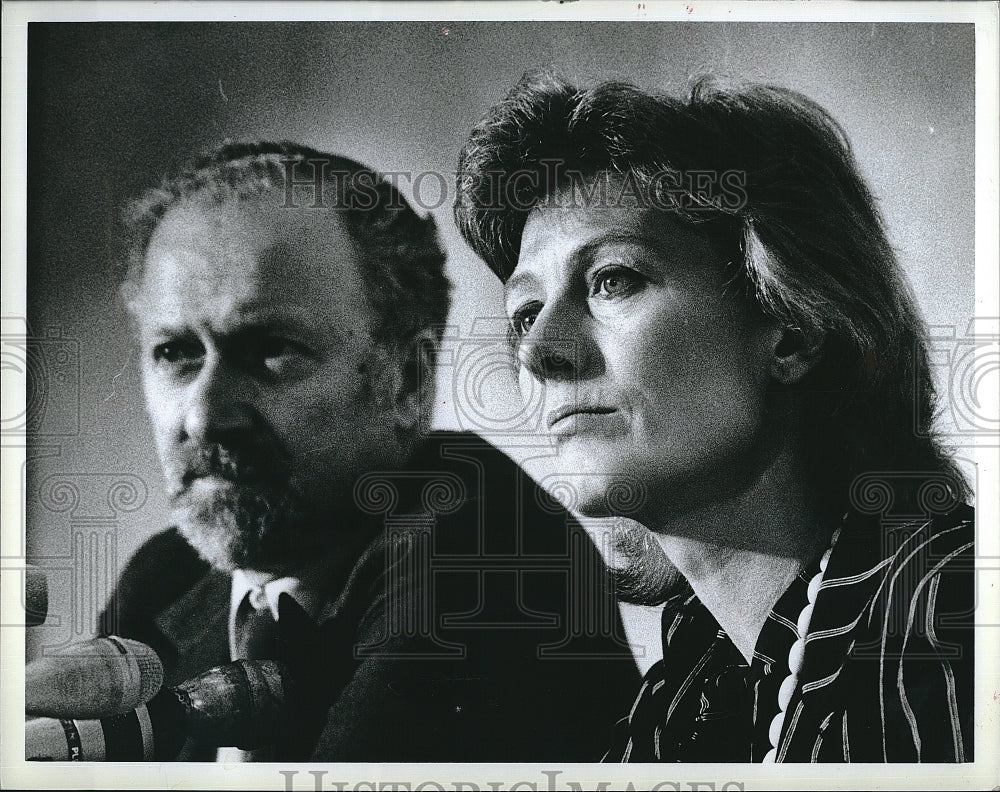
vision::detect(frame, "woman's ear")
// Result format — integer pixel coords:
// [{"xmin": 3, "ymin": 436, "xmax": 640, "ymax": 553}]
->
[{"xmin": 769, "ymin": 326, "xmax": 824, "ymax": 385}]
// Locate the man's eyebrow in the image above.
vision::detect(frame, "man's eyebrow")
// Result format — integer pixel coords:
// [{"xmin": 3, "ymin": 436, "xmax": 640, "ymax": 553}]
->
[
  {"xmin": 140, "ymin": 323, "xmax": 196, "ymax": 339},
  {"xmin": 141, "ymin": 313, "xmax": 323, "ymax": 343},
  {"xmin": 233, "ymin": 312, "xmax": 365, "ymax": 349},
  {"xmin": 230, "ymin": 316, "xmax": 304, "ymax": 335},
  {"xmin": 225, "ymin": 315, "xmax": 329, "ymax": 345}
]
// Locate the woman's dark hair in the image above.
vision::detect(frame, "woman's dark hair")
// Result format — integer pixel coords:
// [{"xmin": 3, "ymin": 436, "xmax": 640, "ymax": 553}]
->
[{"xmin": 455, "ymin": 71, "xmax": 969, "ymax": 510}]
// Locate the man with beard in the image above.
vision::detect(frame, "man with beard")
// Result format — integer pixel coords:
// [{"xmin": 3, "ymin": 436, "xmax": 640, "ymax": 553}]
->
[{"xmin": 97, "ymin": 141, "xmax": 639, "ymax": 761}]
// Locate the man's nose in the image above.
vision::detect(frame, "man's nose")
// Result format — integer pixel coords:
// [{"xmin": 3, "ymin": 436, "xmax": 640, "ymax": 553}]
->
[
  {"xmin": 181, "ymin": 358, "xmax": 255, "ymax": 443},
  {"xmin": 516, "ymin": 297, "xmax": 594, "ymax": 383}
]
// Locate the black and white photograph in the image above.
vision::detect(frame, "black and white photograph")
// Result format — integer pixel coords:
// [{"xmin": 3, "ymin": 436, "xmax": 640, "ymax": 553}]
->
[{"xmin": 2, "ymin": 1, "xmax": 998, "ymax": 790}]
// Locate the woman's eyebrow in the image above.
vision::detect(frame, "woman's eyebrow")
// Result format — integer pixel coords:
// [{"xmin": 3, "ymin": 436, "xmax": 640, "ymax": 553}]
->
[
  {"xmin": 504, "ymin": 269, "xmax": 540, "ymax": 304},
  {"xmin": 505, "ymin": 228, "xmax": 665, "ymax": 302},
  {"xmin": 574, "ymin": 233, "xmax": 660, "ymax": 262}
]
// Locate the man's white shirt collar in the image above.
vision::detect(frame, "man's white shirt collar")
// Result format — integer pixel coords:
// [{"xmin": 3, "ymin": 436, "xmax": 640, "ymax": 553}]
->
[{"xmin": 228, "ymin": 568, "xmax": 330, "ymax": 654}]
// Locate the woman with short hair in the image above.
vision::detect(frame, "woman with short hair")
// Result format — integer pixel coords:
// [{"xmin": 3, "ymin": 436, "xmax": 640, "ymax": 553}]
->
[{"xmin": 454, "ymin": 72, "xmax": 974, "ymax": 763}]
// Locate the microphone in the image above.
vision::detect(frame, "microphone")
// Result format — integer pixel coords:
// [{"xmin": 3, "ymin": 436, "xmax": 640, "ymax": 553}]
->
[
  {"xmin": 25, "ymin": 565, "xmax": 48, "ymax": 626},
  {"xmin": 26, "ymin": 684, "xmax": 186, "ymax": 761},
  {"xmin": 26, "ymin": 659, "xmax": 291, "ymax": 761},
  {"xmin": 26, "ymin": 636, "xmax": 164, "ymax": 719}
]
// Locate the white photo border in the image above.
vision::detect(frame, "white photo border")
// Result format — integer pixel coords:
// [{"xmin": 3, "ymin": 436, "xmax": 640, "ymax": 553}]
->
[{"xmin": 2, "ymin": 1, "xmax": 997, "ymax": 790}]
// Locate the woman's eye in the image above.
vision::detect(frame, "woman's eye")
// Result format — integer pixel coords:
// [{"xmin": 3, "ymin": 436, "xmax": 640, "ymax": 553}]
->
[
  {"xmin": 592, "ymin": 267, "xmax": 643, "ymax": 298},
  {"xmin": 509, "ymin": 302, "xmax": 542, "ymax": 339}
]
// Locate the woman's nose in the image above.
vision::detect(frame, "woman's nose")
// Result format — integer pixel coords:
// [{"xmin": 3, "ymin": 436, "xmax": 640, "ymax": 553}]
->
[{"xmin": 516, "ymin": 298, "xmax": 594, "ymax": 383}]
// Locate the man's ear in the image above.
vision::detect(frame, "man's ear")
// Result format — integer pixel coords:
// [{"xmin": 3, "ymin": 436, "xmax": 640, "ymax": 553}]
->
[
  {"xmin": 769, "ymin": 326, "xmax": 824, "ymax": 385},
  {"xmin": 388, "ymin": 329, "xmax": 438, "ymax": 434}
]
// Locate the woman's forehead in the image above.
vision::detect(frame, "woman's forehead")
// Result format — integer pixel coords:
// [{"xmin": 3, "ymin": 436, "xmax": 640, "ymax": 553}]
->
[{"xmin": 517, "ymin": 200, "xmax": 722, "ymax": 274}]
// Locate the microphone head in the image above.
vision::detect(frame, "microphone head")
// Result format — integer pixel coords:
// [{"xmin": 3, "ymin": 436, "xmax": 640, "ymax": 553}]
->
[
  {"xmin": 26, "ymin": 636, "xmax": 165, "ymax": 718},
  {"xmin": 115, "ymin": 637, "xmax": 165, "ymax": 705},
  {"xmin": 25, "ymin": 565, "xmax": 48, "ymax": 626},
  {"xmin": 177, "ymin": 659, "xmax": 292, "ymax": 749}
]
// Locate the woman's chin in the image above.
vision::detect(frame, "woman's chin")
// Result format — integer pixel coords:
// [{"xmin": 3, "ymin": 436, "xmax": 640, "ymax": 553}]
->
[{"xmin": 534, "ymin": 468, "xmax": 648, "ymax": 519}]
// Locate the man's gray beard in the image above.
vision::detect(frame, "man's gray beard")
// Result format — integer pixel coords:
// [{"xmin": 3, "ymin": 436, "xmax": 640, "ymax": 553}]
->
[
  {"xmin": 170, "ymin": 482, "xmax": 326, "ymax": 574},
  {"xmin": 606, "ymin": 520, "xmax": 686, "ymax": 606}
]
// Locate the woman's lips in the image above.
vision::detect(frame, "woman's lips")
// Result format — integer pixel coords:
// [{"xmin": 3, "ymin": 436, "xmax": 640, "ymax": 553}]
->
[{"xmin": 546, "ymin": 406, "xmax": 618, "ymax": 436}]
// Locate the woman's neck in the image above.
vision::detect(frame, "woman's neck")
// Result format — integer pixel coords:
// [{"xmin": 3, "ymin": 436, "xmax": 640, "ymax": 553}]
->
[
  {"xmin": 645, "ymin": 445, "xmax": 835, "ymax": 663},
  {"xmin": 659, "ymin": 534, "xmax": 822, "ymax": 663}
]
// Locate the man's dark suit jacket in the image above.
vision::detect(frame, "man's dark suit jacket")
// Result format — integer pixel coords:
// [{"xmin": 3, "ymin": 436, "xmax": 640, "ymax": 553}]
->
[{"xmin": 99, "ymin": 432, "xmax": 640, "ymax": 761}]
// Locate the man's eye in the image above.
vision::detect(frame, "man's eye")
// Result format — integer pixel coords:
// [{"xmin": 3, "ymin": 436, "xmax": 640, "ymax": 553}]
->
[
  {"xmin": 152, "ymin": 340, "xmax": 203, "ymax": 366},
  {"xmin": 592, "ymin": 266, "xmax": 644, "ymax": 298},
  {"xmin": 247, "ymin": 337, "xmax": 309, "ymax": 376},
  {"xmin": 258, "ymin": 337, "xmax": 295, "ymax": 361}
]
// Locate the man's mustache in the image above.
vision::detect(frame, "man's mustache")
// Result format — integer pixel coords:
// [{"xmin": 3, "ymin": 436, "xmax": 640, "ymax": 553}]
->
[{"xmin": 169, "ymin": 443, "xmax": 290, "ymax": 495}]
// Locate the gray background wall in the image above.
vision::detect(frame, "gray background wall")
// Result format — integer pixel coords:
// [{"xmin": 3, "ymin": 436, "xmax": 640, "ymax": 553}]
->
[{"xmin": 23, "ymin": 22, "xmax": 975, "ymax": 651}]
